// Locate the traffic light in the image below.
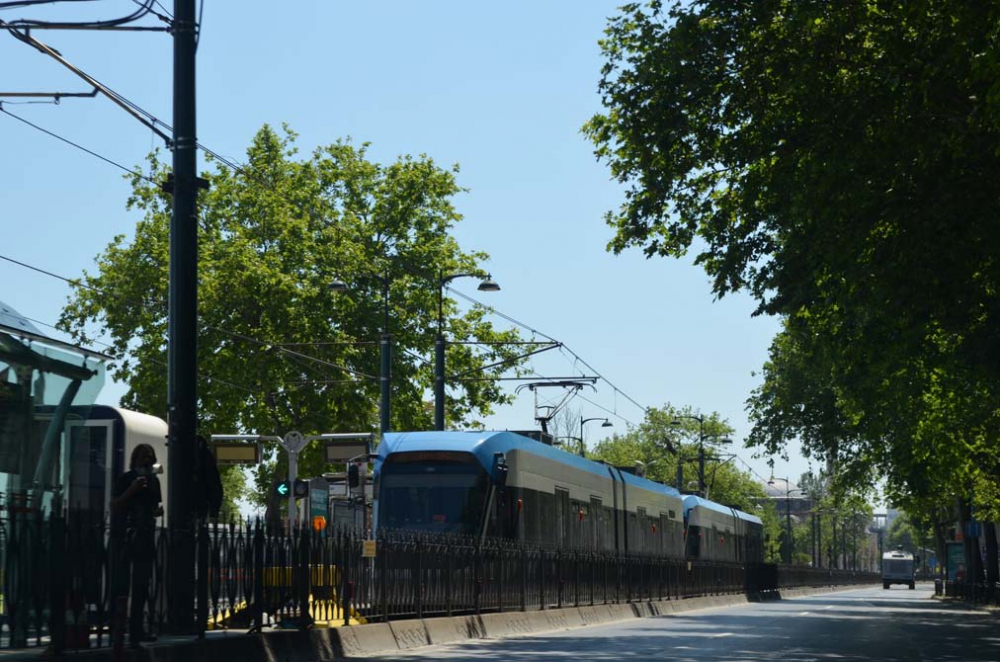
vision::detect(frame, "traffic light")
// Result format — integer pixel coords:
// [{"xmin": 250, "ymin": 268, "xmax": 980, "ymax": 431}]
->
[
  {"xmin": 276, "ymin": 479, "xmax": 309, "ymax": 498},
  {"xmin": 348, "ymin": 463, "xmax": 359, "ymax": 489}
]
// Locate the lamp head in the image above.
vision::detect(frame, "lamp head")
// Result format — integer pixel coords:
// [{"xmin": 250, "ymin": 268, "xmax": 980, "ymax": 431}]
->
[
  {"xmin": 329, "ymin": 278, "xmax": 349, "ymax": 293},
  {"xmin": 601, "ymin": 419, "xmax": 613, "ymax": 428},
  {"xmin": 477, "ymin": 274, "xmax": 501, "ymax": 292}
]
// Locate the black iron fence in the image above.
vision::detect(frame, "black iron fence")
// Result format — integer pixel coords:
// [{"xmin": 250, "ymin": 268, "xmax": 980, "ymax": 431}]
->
[{"xmin": 0, "ymin": 508, "xmax": 879, "ymax": 653}]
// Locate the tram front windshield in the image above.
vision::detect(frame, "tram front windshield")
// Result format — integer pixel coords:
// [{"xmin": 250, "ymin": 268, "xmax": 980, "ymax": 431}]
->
[{"xmin": 378, "ymin": 452, "xmax": 488, "ymax": 535}]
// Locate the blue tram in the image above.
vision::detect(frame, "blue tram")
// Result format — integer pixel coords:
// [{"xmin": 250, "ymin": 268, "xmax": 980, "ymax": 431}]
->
[{"xmin": 373, "ymin": 430, "xmax": 763, "ymax": 563}]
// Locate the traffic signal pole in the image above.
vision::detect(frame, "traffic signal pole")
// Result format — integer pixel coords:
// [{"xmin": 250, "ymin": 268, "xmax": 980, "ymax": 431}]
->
[{"xmin": 279, "ymin": 431, "xmax": 309, "ymax": 528}]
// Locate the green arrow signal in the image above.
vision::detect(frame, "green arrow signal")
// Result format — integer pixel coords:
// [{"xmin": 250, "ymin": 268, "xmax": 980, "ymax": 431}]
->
[{"xmin": 276, "ymin": 482, "xmax": 290, "ymax": 496}]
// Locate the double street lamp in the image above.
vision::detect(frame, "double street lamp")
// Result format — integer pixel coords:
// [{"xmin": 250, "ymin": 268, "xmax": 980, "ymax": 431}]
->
[
  {"xmin": 332, "ymin": 269, "xmax": 499, "ymax": 434},
  {"xmin": 670, "ymin": 414, "xmax": 707, "ymax": 495},
  {"xmin": 435, "ymin": 272, "xmax": 499, "ymax": 430}
]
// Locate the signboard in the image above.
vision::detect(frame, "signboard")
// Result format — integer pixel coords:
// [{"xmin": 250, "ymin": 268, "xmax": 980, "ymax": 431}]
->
[
  {"xmin": 362, "ymin": 540, "xmax": 377, "ymax": 558},
  {"xmin": 325, "ymin": 439, "xmax": 370, "ymax": 463},
  {"xmin": 212, "ymin": 441, "xmax": 261, "ymax": 466},
  {"xmin": 946, "ymin": 542, "xmax": 965, "ymax": 583}
]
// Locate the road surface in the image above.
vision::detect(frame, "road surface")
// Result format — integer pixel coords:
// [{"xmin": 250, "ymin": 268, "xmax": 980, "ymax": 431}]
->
[{"xmin": 371, "ymin": 585, "xmax": 999, "ymax": 661}]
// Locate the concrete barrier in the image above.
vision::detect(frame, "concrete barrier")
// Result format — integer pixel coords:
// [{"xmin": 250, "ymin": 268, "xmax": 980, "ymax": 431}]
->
[
  {"xmin": 480, "ymin": 611, "xmax": 539, "ymax": 638},
  {"xmin": 334, "ymin": 622, "xmax": 400, "ymax": 656},
  {"xmin": 389, "ymin": 619, "xmax": 431, "ymax": 649},
  {"xmin": 607, "ymin": 603, "xmax": 639, "ymax": 621},
  {"xmin": 578, "ymin": 604, "xmax": 616, "ymax": 625},
  {"xmin": 423, "ymin": 615, "xmax": 486, "ymax": 646}
]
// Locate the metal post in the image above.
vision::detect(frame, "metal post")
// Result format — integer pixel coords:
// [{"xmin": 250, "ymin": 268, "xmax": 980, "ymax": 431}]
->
[
  {"xmin": 817, "ymin": 513, "xmax": 822, "ymax": 568},
  {"xmin": 380, "ymin": 271, "xmax": 391, "ymax": 435},
  {"xmin": 434, "ymin": 273, "xmax": 446, "ymax": 431},
  {"xmin": 811, "ymin": 512, "xmax": 816, "ymax": 567},
  {"xmin": 785, "ymin": 485, "xmax": 792, "ymax": 564},
  {"xmin": 287, "ymin": 450, "xmax": 298, "ymax": 527},
  {"xmin": 380, "ymin": 334, "xmax": 391, "ymax": 434},
  {"xmin": 167, "ymin": 0, "xmax": 199, "ymax": 633},
  {"xmin": 676, "ymin": 457, "xmax": 683, "ymax": 492},
  {"xmin": 697, "ymin": 418, "xmax": 705, "ymax": 495}
]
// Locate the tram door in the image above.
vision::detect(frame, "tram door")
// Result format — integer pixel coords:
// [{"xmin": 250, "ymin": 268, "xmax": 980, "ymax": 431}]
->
[{"xmin": 62, "ymin": 420, "xmax": 115, "ymax": 521}]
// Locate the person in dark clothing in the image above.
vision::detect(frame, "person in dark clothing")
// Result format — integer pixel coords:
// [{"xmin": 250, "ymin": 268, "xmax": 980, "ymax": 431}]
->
[
  {"xmin": 111, "ymin": 443, "xmax": 162, "ymax": 647},
  {"xmin": 194, "ymin": 435, "xmax": 223, "ymax": 520}
]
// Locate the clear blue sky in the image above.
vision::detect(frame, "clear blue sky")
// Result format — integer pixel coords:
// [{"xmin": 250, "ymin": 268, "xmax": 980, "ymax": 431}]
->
[{"xmin": 0, "ymin": 1, "xmax": 813, "ymax": 487}]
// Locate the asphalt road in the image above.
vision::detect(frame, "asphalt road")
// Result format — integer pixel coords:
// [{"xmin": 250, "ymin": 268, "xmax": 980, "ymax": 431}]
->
[{"xmin": 372, "ymin": 585, "xmax": 1000, "ymax": 662}]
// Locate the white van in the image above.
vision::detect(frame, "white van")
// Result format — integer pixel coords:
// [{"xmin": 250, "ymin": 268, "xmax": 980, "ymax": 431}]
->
[{"xmin": 882, "ymin": 549, "xmax": 915, "ymax": 589}]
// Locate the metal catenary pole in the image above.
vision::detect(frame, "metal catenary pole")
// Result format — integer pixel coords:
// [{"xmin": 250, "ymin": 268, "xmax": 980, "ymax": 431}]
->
[{"xmin": 166, "ymin": 0, "xmax": 199, "ymax": 633}]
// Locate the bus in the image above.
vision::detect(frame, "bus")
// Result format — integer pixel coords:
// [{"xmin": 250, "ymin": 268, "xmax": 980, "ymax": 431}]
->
[{"xmin": 882, "ymin": 548, "xmax": 915, "ymax": 589}]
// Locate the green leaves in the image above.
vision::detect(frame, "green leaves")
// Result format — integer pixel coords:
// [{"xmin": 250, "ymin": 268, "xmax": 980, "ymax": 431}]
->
[
  {"xmin": 61, "ymin": 124, "xmax": 523, "ymax": 508},
  {"xmin": 588, "ymin": 1, "xmax": 1000, "ymax": 514}
]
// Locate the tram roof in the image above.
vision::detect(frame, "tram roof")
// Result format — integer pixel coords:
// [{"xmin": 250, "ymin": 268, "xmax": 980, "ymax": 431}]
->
[
  {"xmin": 379, "ymin": 430, "xmax": 681, "ymax": 497},
  {"xmin": 683, "ymin": 494, "xmax": 762, "ymax": 526}
]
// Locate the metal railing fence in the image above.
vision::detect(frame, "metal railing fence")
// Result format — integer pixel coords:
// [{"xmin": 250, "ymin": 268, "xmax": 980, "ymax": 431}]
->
[{"xmin": 0, "ymin": 506, "xmax": 880, "ymax": 652}]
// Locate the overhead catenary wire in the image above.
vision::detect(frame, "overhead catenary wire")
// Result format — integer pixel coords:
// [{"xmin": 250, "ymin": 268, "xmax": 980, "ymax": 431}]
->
[
  {"xmin": 1, "ymin": 0, "xmax": 163, "ymax": 29},
  {"xmin": 8, "ymin": 310, "xmax": 257, "ymax": 395},
  {"xmin": 0, "ymin": 253, "xmax": 376, "ymax": 382},
  {"xmin": 450, "ymin": 287, "xmax": 650, "ymax": 416},
  {"xmin": 0, "ymin": 104, "xmax": 158, "ymax": 184}
]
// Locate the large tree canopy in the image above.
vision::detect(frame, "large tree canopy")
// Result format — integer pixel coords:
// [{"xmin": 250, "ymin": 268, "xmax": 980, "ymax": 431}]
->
[
  {"xmin": 61, "ymin": 125, "xmax": 522, "ymax": 506},
  {"xmin": 585, "ymin": 2, "xmax": 1000, "ymax": 514}
]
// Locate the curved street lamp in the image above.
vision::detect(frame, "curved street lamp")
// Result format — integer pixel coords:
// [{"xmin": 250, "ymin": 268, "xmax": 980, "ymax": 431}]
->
[
  {"xmin": 435, "ymin": 272, "xmax": 500, "ymax": 430},
  {"xmin": 579, "ymin": 416, "xmax": 612, "ymax": 458}
]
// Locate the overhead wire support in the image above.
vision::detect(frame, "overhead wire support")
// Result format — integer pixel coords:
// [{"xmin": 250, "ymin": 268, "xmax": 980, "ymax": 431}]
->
[
  {"xmin": 0, "ymin": 88, "xmax": 98, "ymax": 99},
  {"xmin": 0, "ymin": 18, "xmax": 173, "ymax": 144}
]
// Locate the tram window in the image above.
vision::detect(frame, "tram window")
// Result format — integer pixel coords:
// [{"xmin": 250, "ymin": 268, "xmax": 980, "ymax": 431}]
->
[
  {"xmin": 554, "ymin": 488, "xmax": 570, "ymax": 547},
  {"xmin": 590, "ymin": 497, "xmax": 603, "ymax": 549},
  {"xmin": 378, "ymin": 455, "xmax": 488, "ymax": 535}
]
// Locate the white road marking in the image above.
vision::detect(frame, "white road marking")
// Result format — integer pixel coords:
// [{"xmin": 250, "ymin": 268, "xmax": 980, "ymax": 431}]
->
[{"xmin": 713, "ymin": 632, "xmax": 733, "ymax": 638}]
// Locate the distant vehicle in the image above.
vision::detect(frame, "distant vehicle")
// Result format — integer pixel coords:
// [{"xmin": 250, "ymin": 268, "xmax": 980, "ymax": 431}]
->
[
  {"xmin": 373, "ymin": 430, "xmax": 764, "ymax": 562},
  {"xmin": 882, "ymin": 548, "xmax": 916, "ymax": 589}
]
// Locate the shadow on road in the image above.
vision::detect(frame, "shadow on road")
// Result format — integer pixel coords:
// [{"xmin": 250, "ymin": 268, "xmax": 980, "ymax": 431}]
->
[{"xmin": 373, "ymin": 589, "xmax": 1000, "ymax": 662}]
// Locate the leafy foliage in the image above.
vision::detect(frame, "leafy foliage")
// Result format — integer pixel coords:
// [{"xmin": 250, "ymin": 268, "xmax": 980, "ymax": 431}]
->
[
  {"xmin": 589, "ymin": 404, "xmax": 766, "ymax": 513},
  {"xmin": 60, "ymin": 125, "xmax": 523, "ymax": 509},
  {"xmin": 585, "ymin": 2, "xmax": 1000, "ymax": 515}
]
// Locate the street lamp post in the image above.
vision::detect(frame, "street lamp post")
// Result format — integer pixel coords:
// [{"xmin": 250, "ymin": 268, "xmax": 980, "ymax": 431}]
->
[
  {"xmin": 768, "ymin": 475, "xmax": 807, "ymax": 565},
  {"xmin": 434, "ymin": 272, "xmax": 499, "ymax": 430},
  {"xmin": 670, "ymin": 414, "xmax": 705, "ymax": 495},
  {"xmin": 580, "ymin": 416, "xmax": 612, "ymax": 458}
]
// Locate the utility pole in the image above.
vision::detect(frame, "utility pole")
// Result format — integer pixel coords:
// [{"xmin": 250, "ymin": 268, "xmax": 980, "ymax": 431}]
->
[
  {"xmin": 379, "ymin": 269, "xmax": 391, "ymax": 434},
  {"xmin": 166, "ymin": 0, "xmax": 199, "ymax": 634},
  {"xmin": 670, "ymin": 413, "xmax": 705, "ymax": 495}
]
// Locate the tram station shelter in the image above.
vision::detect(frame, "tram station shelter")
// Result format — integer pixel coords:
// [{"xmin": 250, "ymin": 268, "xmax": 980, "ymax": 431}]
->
[{"xmin": 0, "ymin": 300, "xmax": 108, "ymax": 514}]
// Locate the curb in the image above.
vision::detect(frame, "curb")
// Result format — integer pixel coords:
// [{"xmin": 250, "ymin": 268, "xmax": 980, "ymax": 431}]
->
[{"xmin": 49, "ymin": 586, "xmax": 878, "ymax": 660}]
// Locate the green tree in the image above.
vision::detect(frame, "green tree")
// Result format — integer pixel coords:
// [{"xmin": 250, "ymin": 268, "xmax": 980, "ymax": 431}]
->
[
  {"xmin": 584, "ymin": 1, "xmax": 1000, "ymax": 573},
  {"xmin": 60, "ymin": 125, "xmax": 523, "ymax": 511},
  {"xmin": 590, "ymin": 404, "xmax": 766, "ymax": 512}
]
